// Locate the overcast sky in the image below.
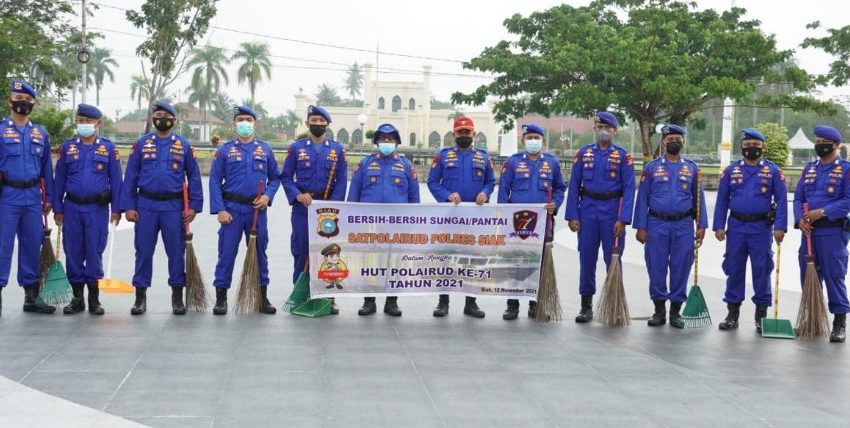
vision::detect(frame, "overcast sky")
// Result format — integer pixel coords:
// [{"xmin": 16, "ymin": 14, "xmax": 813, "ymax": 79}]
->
[{"xmin": 80, "ymin": 0, "xmax": 850, "ymax": 120}]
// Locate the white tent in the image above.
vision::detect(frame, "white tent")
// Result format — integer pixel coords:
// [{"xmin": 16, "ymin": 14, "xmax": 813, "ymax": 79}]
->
[{"xmin": 788, "ymin": 127, "xmax": 814, "ymax": 150}]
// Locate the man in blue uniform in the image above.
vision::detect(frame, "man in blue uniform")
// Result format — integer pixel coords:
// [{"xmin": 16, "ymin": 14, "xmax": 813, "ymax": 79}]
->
[
  {"xmin": 498, "ymin": 123, "xmax": 566, "ymax": 320},
  {"xmin": 565, "ymin": 111, "xmax": 636, "ymax": 323},
  {"xmin": 633, "ymin": 124, "xmax": 707, "ymax": 327},
  {"xmin": 120, "ymin": 101, "xmax": 203, "ymax": 315},
  {"xmin": 348, "ymin": 123, "xmax": 420, "ymax": 317},
  {"xmin": 427, "ymin": 117, "xmax": 494, "ymax": 318},
  {"xmin": 53, "ymin": 104, "xmax": 123, "ymax": 315},
  {"xmin": 713, "ymin": 128, "xmax": 787, "ymax": 331},
  {"xmin": 280, "ymin": 105, "xmax": 347, "ymax": 315},
  {"xmin": 209, "ymin": 106, "xmax": 280, "ymax": 315},
  {"xmin": 794, "ymin": 125, "xmax": 850, "ymax": 343},
  {"xmin": 0, "ymin": 80, "xmax": 55, "ymax": 315}
]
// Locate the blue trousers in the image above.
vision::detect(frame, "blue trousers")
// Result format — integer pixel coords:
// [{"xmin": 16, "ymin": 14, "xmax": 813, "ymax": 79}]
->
[
  {"xmin": 722, "ymin": 231, "xmax": 773, "ymax": 306},
  {"xmin": 645, "ymin": 217, "xmax": 694, "ymax": 302},
  {"xmin": 577, "ymin": 215, "xmax": 625, "ymax": 296},
  {"xmin": 0, "ymin": 203, "xmax": 42, "ymax": 287},
  {"xmin": 798, "ymin": 232, "xmax": 850, "ymax": 314},
  {"xmin": 63, "ymin": 205, "xmax": 109, "ymax": 286},
  {"xmin": 290, "ymin": 203, "xmax": 309, "ymax": 284},
  {"xmin": 213, "ymin": 209, "xmax": 269, "ymax": 289},
  {"xmin": 132, "ymin": 208, "xmax": 185, "ymax": 288}
]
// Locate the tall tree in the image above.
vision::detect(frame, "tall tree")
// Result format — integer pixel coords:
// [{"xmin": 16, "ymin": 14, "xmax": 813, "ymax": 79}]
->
[
  {"xmin": 452, "ymin": 0, "xmax": 828, "ymax": 159},
  {"xmin": 87, "ymin": 47, "xmax": 119, "ymax": 105},
  {"xmin": 803, "ymin": 22, "xmax": 850, "ymax": 86},
  {"xmin": 344, "ymin": 62, "xmax": 363, "ymax": 101},
  {"xmin": 187, "ymin": 45, "xmax": 229, "ymax": 131},
  {"xmin": 125, "ymin": 0, "xmax": 218, "ymax": 132},
  {"xmin": 232, "ymin": 42, "xmax": 272, "ymax": 108},
  {"xmin": 210, "ymin": 91, "xmax": 234, "ymax": 122},
  {"xmin": 315, "ymin": 83, "xmax": 341, "ymax": 106}
]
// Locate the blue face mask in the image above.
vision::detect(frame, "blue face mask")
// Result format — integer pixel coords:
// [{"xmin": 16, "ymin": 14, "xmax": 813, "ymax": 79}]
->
[
  {"xmin": 235, "ymin": 121, "xmax": 254, "ymax": 138},
  {"xmin": 76, "ymin": 124, "xmax": 96, "ymax": 138},
  {"xmin": 524, "ymin": 138, "xmax": 543, "ymax": 154},
  {"xmin": 378, "ymin": 142, "xmax": 396, "ymax": 156}
]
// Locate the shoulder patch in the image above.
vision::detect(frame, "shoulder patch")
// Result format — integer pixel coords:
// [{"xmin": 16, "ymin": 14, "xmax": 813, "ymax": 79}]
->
[
  {"xmin": 431, "ymin": 154, "xmax": 440, "ymax": 169},
  {"xmin": 640, "ymin": 170, "xmax": 648, "ymax": 183},
  {"xmin": 626, "ymin": 153, "xmax": 633, "ymax": 166},
  {"xmin": 412, "ymin": 166, "xmax": 418, "ymax": 180},
  {"xmin": 130, "ymin": 143, "xmax": 137, "ymax": 155}
]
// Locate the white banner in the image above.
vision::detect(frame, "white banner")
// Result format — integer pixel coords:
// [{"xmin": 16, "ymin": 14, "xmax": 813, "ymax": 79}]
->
[{"xmin": 307, "ymin": 201, "xmax": 548, "ymax": 298}]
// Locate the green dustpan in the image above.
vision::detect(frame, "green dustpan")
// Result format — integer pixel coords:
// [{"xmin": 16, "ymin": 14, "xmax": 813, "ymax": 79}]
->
[
  {"xmin": 283, "ymin": 272, "xmax": 311, "ymax": 312},
  {"xmin": 36, "ymin": 261, "xmax": 72, "ymax": 305},
  {"xmin": 291, "ymin": 298, "xmax": 333, "ymax": 318}
]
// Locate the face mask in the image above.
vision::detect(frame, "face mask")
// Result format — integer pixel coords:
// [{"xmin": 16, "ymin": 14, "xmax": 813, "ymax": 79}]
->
[
  {"xmin": 309, "ymin": 124, "xmax": 327, "ymax": 137},
  {"xmin": 76, "ymin": 124, "xmax": 96, "ymax": 138},
  {"xmin": 236, "ymin": 121, "xmax": 254, "ymax": 138},
  {"xmin": 455, "ymin": 136, "xmax": 473, "ymax": 148},
  {"xmin": 524, "ymin": 138, "xmax": 543, "ymax": 154},
  {"xmin": 595, "ymin": 130, "xmax": 612, "ymax": 143},
  {"xmin": 11, "ymin": 100, "xmax": 34, "ymax": 116},
  {"xmin": 815, "ymin": 143, "xmax": 835, "ymax": 158},
  {"xmin": 741, "ymin": 146, "xmax": 762, "ymax": 161},
  {"xmin": 665, "ymin": 140, "xmax": 683, "ymax": 155},
  {"xmin": 153, "ymin": 117, "xmax": 174, "ymax": 132},
  {"xmin": 378, "ymin": 142, "xmax": 396, "ymax": 156}
]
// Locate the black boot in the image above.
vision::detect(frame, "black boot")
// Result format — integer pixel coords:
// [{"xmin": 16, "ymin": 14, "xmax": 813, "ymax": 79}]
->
[
  {"xmin": 383, "ymin": 296, "xmax": 402, "ymax": 317},
  {"xmin": 669, "ymin": 301, "xmax": 684, "ymax": 328},
  {"xmin": 330, "ymin": 298, "xmax": 339, "ymax": 315},
  {"xmin": 171, "ymin": 286, "xmax": 186, "ymax": 315},
  {"xmin": 831, "ymin": 313, "xmax": 846, "ymax": 343},
  {"xmin": 87, "ymin": 283, "xmax": 104, "ymax": 315},
  {"xmin": 718, "ymin": 303, "xmax": 741, "ymax": 331},
  {"xmin": 63, "ymin": 284, "xmax": 86, "ymax": 315},
  {"xmin": 463, "ymin": 296, "xmax": 485, "ymax": 318},
  {"xmin": 23, "ymin": 284, "xmax": 56, "ymax": 314},
  {"xmin": 754, "ymin": 305, "xmax": 768, "ymax": 333},
  {"xmin": 130, "ymin": 287, "xmax": 146, "ymax": 315},
  {"xmin": 259, "ymin": 287, "xmax": 276, "ymax": 314},
  {"xmin": 647, "ymin": 300, "xmax": 666, "ymax": 327},
  {"xmin": 213, "ymin": 288, "xmax": 227, "ymax": 315},
  {"xmin": 358, "ymin": 297, "xmax": 377, "ymax": 316},
  {"xmin": 433, "ymin": 294, "xmax": 449, "ymax": 317},
  {"xmin": 528, "ymin": 300, "xmax": 537, "ymax": 318},
  {"xmin": 503, "ymin": 299, "xmax": 519, "ymax": 320},
  {"xmin": 575, "ymin": 295, "xmax": 594, "ymax": 323}
]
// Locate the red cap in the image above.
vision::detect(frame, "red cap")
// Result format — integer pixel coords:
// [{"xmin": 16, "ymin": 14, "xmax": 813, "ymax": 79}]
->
[{"xmin": 453, "ymin": 117, "xmax": 475, "ymax": 132}]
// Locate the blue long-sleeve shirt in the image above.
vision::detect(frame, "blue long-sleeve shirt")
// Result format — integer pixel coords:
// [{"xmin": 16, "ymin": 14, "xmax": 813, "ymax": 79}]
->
[
  {"xmin": 712, "ymin": 159, "xmax": 787, "ymax": 234},
  {"xmin": 427, "ymin": 146, "xmax": 495, "ymax": 202},
  {"xmin": 280, "ymin": 137, "xmax": 347, "ymax": 204},
  {"xmin": 497, "ymin": 151, "xmax": 566, "ymax": 212},
  {"xmin": 53, "ymin": 137, "xmax": 123, "ymax": 214},
  {"xmin": 633, "ymin": 156, "xmax": 707, "ymax": 230},
  {"xmin": 793, "ymin": 158, "xmax": 850, "ymax": 236},
  {"xmin": 347, "ymin": 152, "xmax": 419, "ymax": 203},
  {"xmin": 0, "ymin": 117, "xmax": 53, "ymax": 206},
  {"xmin": 209, "ymin": 139, "xmax": 281, "ymax": 214},
  {"xmin": 564, "ymin": 142, "xmax": 635, "ymax": 223}
]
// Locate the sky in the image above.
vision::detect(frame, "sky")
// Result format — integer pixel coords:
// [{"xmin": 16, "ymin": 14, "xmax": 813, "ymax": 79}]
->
[{"xmin": 76, "ymin": 0, "xmax": 850, "ymax": 121}]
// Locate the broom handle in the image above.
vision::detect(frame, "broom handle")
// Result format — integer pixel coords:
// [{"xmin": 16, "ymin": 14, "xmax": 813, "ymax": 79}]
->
[
  {"xmin": 773, "ymin": 242, "xmax": 781, "ymax": 320},
  {"xmin": 55, "ymin": 224, "xmax": 62, "ymax": 260},
  {"xmin": 323, "ymin": 158, "xmax": 338, "ymax": 200},
  {"xmin": 251, "ymin": 180, "xmax": 263, "ymax": 231},
  {"xmin": 39, "ymin": 178, "xmax": 48, "ymax": 229},
  {"xmin": 803, "ymin": 203, "xmax": 813, "ymax": 257},
  {"xmin": 693, "ymin": 170, "xmax": 701, "ymax": 287},
  {"xmin": 182, "ymin": 183, "xmax": 190, "ymax": 234},
  {"xmin": 545, "ymin": 187, "xmax": 553, "ymax": 243},
  {"xmin": 105, "ymin": 222, "xmax": 116, "ymax": 278},
  {"xmin": 614, "ymin": 198, "xmax": 623, "ymax": 248}
]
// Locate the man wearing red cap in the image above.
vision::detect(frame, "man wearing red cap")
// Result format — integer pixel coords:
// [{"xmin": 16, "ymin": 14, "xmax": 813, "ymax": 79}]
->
[{"xmin": 427, "ymin": 117, "xmax": 495, "ymax": 318}]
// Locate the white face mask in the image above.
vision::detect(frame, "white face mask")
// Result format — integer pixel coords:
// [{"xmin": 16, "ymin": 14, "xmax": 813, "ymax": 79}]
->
[{"xmin": 524, "ymin": 138, "xmax": 543, "ymax": 154}]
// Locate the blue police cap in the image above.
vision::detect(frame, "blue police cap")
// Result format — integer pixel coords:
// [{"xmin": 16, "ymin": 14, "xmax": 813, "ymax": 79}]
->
[
  {"xmin": 740, "ymin": 128, "xmax": 764, "ymax": 142},
  {"xmin": 153, "ymin": 101, "xmax": 176, "ymax": 117},
  {"xmin": 373, "ymin": 123, "xmax": 400, "ymax": 143},
  {"xmin": 661, "ymin": 124, "xmax": 686, "ymax": 137},
  {"xmin": 521, "ymin": 123, "xmax": 545, "ymax": 137},
  {"xmin": 10, "ymin": 80, "xmax": 36, "ymax": 98},
  {"xmin": 595, "ymin": 111, "xmax": 619, "ymax": 128},
  {"xmin": 307, "ymin": 104, "xmax": 332, "ymax": 123},
  {"xmin": 233, "ymin": 105, "xmax": 256, "ymax": 120},
  {"xmin": 814, "ymin": 125, "xmax": 842, "ymax": 143},
  {"xmin": 76, "ymin": 103, "xmax": 102, "ymax": 119}
]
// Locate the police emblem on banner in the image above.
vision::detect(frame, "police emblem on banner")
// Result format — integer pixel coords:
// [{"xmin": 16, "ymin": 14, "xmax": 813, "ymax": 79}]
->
[
  {"xmin": 510, "ymin": 210, "xmax": 539, "ymax": 240},
  {"xmin": 316, "ymin": 207, "xmax": 341, "ymax": 238}
]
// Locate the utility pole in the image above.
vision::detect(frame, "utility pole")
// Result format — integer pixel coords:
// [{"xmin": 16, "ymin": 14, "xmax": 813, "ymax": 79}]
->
[{"xmin": 78, "ymin": 0, "xmax": 91, "ymax": 104}]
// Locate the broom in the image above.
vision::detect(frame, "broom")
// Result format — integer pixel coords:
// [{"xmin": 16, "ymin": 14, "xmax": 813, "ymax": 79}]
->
[
  {"xmin": 38, "ymin": 178, "xmax": 57, "ymax": 291},
  {"xmin": 595, "ymin": 199, "xmax": 630, "ymax": 327},
  {"xmin": 234, "ymin": 181, "xmax": 264, "ymax": 314},
  {"xmin": 761, "ymin": 242, "xmax": 795, "ymax": 339},
  {"xmin": 283, "ymin": 270, "xmax": 311, "ymax": 312},
  {"xmin": 795, "ymin": 203, "xmax": 831, "ymax": 340},
  {"xmin": 534, "ymin": 188, "xmax": 562, "ymax": 322},
  {"xmin": 677, "ymin": 170, "xmax": 711, "ymax": 328},
  {"xmin": 183, "ymin": 183, "xmax": 207, "ymax": 311},
  {"xmin": 36, "ymin": 223, "xmax": 72, "ymax": 305}
]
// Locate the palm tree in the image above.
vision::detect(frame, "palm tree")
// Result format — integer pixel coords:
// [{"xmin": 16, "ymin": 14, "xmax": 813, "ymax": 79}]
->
[
  {"xmin": 211, "ymin": 91, "xmax": 235, "ymax": 122},
  {"xmin": 187, "ymin": 46, "xmax": 230, "ymax": 131},
  {"xmin": 344, "ymin": 62, "xmax": 363, "ymax": 101},
  {"xmin": 232, "ymin": 42, "xmax": 272, "ymax": 108},
  {"xmin": 315, "ymin": 84, "xmax": 341, "ymax": 106},
  {"xmin": 130, "ymin": 75, "xmax": 150, "ymax": 134},
  {"xmin": 86, "ymin": 48, "xmax": 119, "ymax": 105}
]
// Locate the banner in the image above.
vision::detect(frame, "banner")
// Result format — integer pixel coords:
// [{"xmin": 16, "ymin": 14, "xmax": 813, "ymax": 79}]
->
[{"xmin": 307, "ymin": 201, "xmax": 547, "ymax": 298}]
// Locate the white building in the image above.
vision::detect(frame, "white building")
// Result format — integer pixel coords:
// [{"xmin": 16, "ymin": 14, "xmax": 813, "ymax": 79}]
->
[{"xmin": 294, "ymin": 64, "xmax": 505, "ymax": 153}]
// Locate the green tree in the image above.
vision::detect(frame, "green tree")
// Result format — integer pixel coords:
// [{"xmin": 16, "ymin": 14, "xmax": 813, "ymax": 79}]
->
[
  {"xmin": 187, "ymin": 45, "xmax": 229, "ymax": 129},
  {"xmin": 232, "ymin": 42, "xmax": 272, "ymax": 108},
  {"xmin": 87, "ymin": 47, "xmax": 119, "ymax": 105},
  {"xmin": 803, "ymin": 22, "xmax": 850, "ymax": 86},
  {"xmin": 756, "ymin": 122, "xmax": 790, "ymax": 167},
  {"xmin": 241, "ymin": 99, "xmax": 268, "ymax": 120},
  {"xmin": 210, "ymin": 91, "xmax": 234, "ymax": 122},
  {"xmin": 344, "ymin": 62, "xmax": 363, "ymax": 101},
  {"xmin": 315, "ymin": 83, "xmax": 341, "ymax": 106},
  {"xmin": 452, "ymin": 0, "xmax": 828, "ymax": 160},
  {"xmin": 125, "ymin": 0, "xmax": 218, "ymax": 133},
  {"xmin": 30, "ymin": 104, "xmax": 74, "ymax": 145}
]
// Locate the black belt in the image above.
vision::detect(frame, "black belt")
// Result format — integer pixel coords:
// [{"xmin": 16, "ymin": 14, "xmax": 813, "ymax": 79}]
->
[
  {"xmin": 138, "ymin": 188, "xmax": 182, "ymax": 201},
  {"xmin": 813, "ymin": 218, "xmax": 845, "ymax": 228},
  {"xmin": 580, "ymin": 188, "xmax": 622, "ymax": 200},
  {"xmin": 730, "ymin": 211, "xmax": 769, "ymax": 222},
  {"xmin": 2, "ymin": 177, "xmax": 39, "ymax": 189},
  {"xmin": 649, "ymin": 209, "xmax": 694, "ymax": 222},
  {"xmin": 223, "ymin": 191, "xmax": 255, "ymax": 205},
  {"xmin": 301, "ymin": 190, "xmax": 328, "ymax": 200},
  {"xmin": 67, "ymin": 190, "xmax": 112, "ymax": 206}
]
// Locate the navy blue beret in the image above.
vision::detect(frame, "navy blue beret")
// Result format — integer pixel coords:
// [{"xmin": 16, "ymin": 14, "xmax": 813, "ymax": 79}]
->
[
  {"xmin": 595, "ymin": 111, "xmax": 619, "ymax": 128},
  {"xmin": 76, "ymin": 103, "xmax": 102, "ymax": 119},
  {"xmin": 307, "ymin": 104, "xmax": 332, "ymax": 123},
  {"xmin": 740, "ymin": 128, "xmax": 764, "ymax": 142},
  {"xmin": 521, "ymin": 123, "xmax": 545, "ymax": 137},
  {"xmin": 233, "ymin": 105, "xmax": 256, "ymax": 120},
  {"xmin": 10, "ymin": 80, "xmax": 36, "ymax": 98},
  {"xmin": 153, "ymin": 101, "xmax": 176, "ymax": 117},
  {"xmin": 661, "ymin": 124, "xmax": 686, "ymax": 137},
  {"xmin": 814, "ymin": 125, "xmax": 842, "ymax": 143}
]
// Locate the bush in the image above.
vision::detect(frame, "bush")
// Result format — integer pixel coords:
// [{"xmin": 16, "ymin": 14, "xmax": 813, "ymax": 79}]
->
[{"xmin": 756, "ymin": 122, "xmax": 789, "ymax": 168}]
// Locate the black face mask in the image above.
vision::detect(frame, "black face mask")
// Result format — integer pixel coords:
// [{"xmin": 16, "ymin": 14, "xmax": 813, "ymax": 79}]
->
[
  {"xmin": 815, "ymin": 143, "xmax": 836, "ymax": 158},
  {"xmin": 309, "ymin": 124, "xmax": 327, "ymax": 138},
  {"xmin": 11, "ymin": 100, "xmax": 34, "ymax": 116},
  {"xmin": 665, "ymin": 141, "xmax": 682, "ymax": 155},
  {"xmin": 153, "ymin": 117, "xmax": 174, "ymax": 132},
  {"xmin": 742, "ymin": 147, "xmax": 762, "ymax": 161},
  {"xmin": 455, "ymin": 136, "xmax": 473, "ymax": 148}
]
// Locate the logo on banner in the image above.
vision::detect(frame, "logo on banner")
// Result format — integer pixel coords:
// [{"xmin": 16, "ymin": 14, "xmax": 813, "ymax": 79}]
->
[
  {"xmin": 318, "ymin": 243, "xmax": 348, "ymax": 288},
  {"xmin": 510, "ymin": 210, "xmax": 539, "ymax": 240},
  {"xmin": 316, "ymin": 207, "xmax": 340, "ymax": 238}
]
